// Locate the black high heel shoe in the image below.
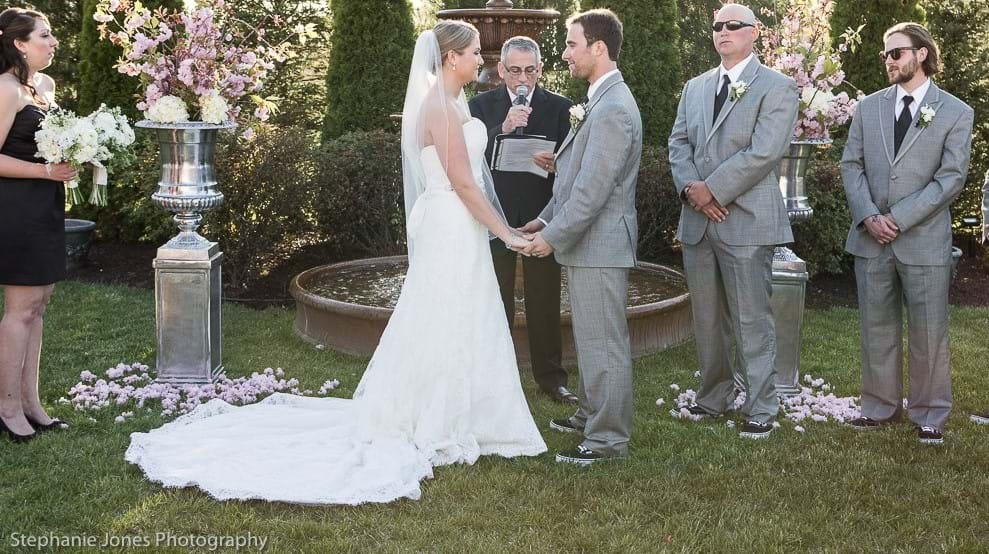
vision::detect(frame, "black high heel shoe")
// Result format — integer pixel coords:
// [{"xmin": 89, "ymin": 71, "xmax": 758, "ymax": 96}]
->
[
  {"xmin": 0, "ymin": 416, "xmax": 37, "ymax": 443},
  {"xmin": 25, "ymin": 414, "xmax": 69, "ymax": 432}
]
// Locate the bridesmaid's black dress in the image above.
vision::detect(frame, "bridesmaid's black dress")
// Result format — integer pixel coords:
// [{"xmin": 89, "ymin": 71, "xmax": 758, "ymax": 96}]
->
[{"xmin": 0, "ymin": 104, "xmax": 65, "ymax": 285}]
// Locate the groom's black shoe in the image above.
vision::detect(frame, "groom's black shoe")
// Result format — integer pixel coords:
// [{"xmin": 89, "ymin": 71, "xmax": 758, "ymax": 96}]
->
[
  {"xmin": 546, "ymin": 386, "xmax": 578, "ymax": 405},
  {"xmin": 555, "ymin": 445, "xmax": 612, "ymax": 466},
  {"xmin": 549, "ymin": 418, "xmax": 583, "ymax": 434}
]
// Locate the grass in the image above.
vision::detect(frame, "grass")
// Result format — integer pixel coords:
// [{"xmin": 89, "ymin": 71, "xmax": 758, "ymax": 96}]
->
[{"xmin": 1, "ymin": 280, "xmax": 988, "ymax": 553}]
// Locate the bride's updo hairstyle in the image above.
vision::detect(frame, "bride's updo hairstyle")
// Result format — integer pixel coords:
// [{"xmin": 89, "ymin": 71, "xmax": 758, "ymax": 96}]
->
[
  {"xmin": 0, "ymin": 8, "xmax": 49, "ymax": 100},
  {"xmin": 433, "ymin": 20, "xmax": 478, "ymax": 67}
]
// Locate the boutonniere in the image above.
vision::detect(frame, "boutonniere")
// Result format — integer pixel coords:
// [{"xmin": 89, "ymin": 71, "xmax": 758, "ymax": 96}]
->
[
  {"xmin": 917, "ymin": 104, "xmax": 936, "ymax": 128},
  {"xmin": 569, "ymin": 103, "xmax": 586, "ymax": 130},
  {"xmin": 729, "ymin": 80, "xmax": 748, "ymax": 101}
]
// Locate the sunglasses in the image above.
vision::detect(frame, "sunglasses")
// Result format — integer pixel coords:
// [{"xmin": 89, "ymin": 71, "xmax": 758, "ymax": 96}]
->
[
  {"xmin": 880, "ymin": 47, "xmax": 918, "ymax": 61},
  {"xmin": 712, "ymin": 20, "xmax": 755, "ymax": 32}
]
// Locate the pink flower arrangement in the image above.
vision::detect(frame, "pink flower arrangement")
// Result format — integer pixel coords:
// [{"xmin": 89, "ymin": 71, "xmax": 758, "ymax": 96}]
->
[
  {"xmin": 93, "ymin": 0, "xmax": 311, "ymax": 129},
  {"xmin": 758, "ymin": 0, "xmax": 863, "ymax": 140},
  {"xmin": 65, "ymin": 362, "xmax": 341, "ymax": 422}
]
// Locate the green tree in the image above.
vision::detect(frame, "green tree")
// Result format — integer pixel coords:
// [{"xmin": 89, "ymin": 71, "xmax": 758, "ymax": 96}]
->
[
  {"xmin": 831, "ymin": 0, "xmax": 926, "ymax": 95},
  {"xmin": 579, "ymin": 0, "xmax": 682, "ymax": 146},
  {"xmin": 77, "ymin": 0, "xmax": 183, "ymax": 119},
  {"xmin": 923, "ymin": 0, "xmax": 989, "ymax": 234},
  {"xmin": 321, "ymin": 0, "xmax": 415, "ymax": 140}
]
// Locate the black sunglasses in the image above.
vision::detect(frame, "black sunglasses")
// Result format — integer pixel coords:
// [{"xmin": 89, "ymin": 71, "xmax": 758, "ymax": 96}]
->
[
  {"xmin": 712, "ymin": 20, "xmax": 755, "ymax": 32},
  {"xmin": 880, "ymin": 47, "xmax": 918, "ymax": 61}
]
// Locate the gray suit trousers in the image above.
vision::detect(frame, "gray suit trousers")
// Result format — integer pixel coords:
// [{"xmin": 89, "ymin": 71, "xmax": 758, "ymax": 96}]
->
[
  {"xmin": 566, "ymin": 266, "xmax": 632, "ymax": 456},
  {"xmin": 854, "ymin": 248, "xmax": 952, "ymax": 428},
  {"xmin": 683, "ymin": 226, "xmax": 778, "ymax": 422}
]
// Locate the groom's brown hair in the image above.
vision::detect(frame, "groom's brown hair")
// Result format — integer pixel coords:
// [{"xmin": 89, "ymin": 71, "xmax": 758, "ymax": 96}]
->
[{"xmin": 567, "ymin": 9, "xmax": 623, "ymax": 62}]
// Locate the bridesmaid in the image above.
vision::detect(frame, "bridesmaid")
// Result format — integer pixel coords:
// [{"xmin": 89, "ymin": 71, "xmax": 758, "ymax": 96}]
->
[{"xmin": 0, "ymin": 8, "xmax": 76, "ymax": 443}]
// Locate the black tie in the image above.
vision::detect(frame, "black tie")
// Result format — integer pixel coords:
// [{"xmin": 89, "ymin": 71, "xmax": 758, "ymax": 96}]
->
[
  {"xmin": 713, "ymin": 74, "xmax": 731, "ymax": 121},
  {"xmin": 894, "ymin": 95, "xmax": 914, "ymax": 155}
]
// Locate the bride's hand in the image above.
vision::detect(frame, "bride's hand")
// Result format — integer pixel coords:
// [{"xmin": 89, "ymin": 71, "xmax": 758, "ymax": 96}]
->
[{"xmin": 504, "ymin": 233, "xmax": 532, "ymax": 253}]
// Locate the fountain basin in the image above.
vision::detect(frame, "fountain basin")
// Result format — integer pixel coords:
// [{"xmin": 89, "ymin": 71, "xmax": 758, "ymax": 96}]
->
[{"xmin": 289, "ymin": 256, "xmax": 693, "ymax": 367}]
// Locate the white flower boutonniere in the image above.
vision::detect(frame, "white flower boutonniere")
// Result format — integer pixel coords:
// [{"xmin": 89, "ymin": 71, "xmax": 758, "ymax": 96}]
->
[
  {"xmin": 569, "ymin": 103, "xmax": 586, "ymax": 130},
  {"xmin": 729, "ymin": 80, "xmax": 748, "ymax": 101},
  {"xmin": 917, "ymin": 104, "xmax": 936, "ymax": 128}
]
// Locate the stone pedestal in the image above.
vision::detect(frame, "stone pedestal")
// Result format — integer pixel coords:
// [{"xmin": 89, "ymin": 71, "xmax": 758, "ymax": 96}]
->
[
  {"xmin": 770, "ymin": 246, "xmax": 808, "ymax": 396},
  {"xmin": 153, "ymin": 240, "xmax": 224, "ymax": 384}
]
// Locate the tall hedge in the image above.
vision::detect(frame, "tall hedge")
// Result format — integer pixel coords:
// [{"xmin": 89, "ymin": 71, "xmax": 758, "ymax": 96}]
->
[
  {"xmin": 321, "ymin": 0, "xmax": 415, "ymax": 141},
  {"xmin": 77, "ymin": 0, "xmax": 183, "ymax": 119},
  {"xmin": 831, "ymin": 0, "xmax": 926, "ymax": 95},
  {"xmin": 578, "ymin": 0, "xmax": 681, "ymax": 146}
]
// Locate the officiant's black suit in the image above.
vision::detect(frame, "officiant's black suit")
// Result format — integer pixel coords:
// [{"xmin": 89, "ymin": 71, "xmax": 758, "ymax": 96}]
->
[{"xmin": 469, "ymin": 85, "xmax": 572, "ymax": 395}]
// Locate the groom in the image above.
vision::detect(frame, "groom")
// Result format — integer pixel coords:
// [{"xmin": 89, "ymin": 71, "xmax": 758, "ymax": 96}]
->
[{"xmin": 521, "ymin": 8, "xmax": 642, "ymax": 465}]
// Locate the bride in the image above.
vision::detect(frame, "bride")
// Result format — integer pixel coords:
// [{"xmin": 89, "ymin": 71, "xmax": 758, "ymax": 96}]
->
[{"xmin": 124, "ymin": 20, "xmax": 547, "ymax": 505}]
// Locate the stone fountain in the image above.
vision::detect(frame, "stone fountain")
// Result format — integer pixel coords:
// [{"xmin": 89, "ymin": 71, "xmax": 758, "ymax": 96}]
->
[{"xmin": 438, "ymin": 0, "xmax": 559, "ymax": 91}]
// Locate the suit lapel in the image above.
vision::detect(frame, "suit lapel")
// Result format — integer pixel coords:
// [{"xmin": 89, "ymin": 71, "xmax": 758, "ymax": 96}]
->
[
  {"xmin": 555, "ymin": 72, "xmax": 624, "ymax": 158},
  {"xmin": 892, "ymin": 83, "xmax": 942, "ymax": 166},
  {"xmin": 702, "ymin": 68, "xmax": 718, "ymax": 140},
  {"xmin": 878, "ymin": 86, "xmax": 896, "ymax": 166},
  {"xmin": 706, "ymin": 59, "xmax": 762, "ymax": 143},
  {"xmin": 525, "ymin": 86, "xmax": 549, "ymax": 133}
]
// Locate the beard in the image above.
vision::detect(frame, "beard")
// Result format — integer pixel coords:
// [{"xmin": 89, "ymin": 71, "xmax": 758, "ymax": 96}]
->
[{"xmin": 887, "ymin": 58, "xmax": 918, "ymax": 84}]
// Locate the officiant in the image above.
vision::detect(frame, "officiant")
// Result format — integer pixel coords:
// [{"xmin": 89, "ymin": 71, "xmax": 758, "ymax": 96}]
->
[{"xmin": 468, "ymin": 36, "xmax": 576, "ymax": 404}]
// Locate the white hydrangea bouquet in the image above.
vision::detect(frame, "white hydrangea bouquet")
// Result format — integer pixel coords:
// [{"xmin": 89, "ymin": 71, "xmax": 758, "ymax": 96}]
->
[{"xmin": 35, "ymin": 105, "xmax": 135, "ymax": 206}]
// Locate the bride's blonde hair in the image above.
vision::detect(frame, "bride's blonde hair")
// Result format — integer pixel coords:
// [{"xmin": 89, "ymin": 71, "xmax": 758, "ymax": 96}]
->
[{"xmin": 434, "ymin": 20, "xmax": 478, "ymax": 65}]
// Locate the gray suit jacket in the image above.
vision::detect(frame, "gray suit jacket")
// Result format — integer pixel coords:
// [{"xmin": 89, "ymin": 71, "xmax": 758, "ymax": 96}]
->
[
  {"xmin": 981, "ymin": 170, "xmax": 988, "ymax": 244},
  {"xmin": 842, "ymin": 83, "xmax": 974, "ymax": 265},
  {"xmin": 669, "ymin": 59, "xmax": 798, "ymax": 246},
  {"xmin": 539, "ymin": 71, "xmax": 642, "ymax": 268}
]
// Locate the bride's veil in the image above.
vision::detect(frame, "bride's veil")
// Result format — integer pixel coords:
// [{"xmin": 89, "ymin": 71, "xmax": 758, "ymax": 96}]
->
[{"xmin": 400, "ymin": 28, "xmax": 508, "ymax": 257}]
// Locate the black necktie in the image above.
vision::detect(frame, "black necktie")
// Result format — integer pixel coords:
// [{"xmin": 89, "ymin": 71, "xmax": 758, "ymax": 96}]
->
[
  {"xmin": 894, "ymin": 95, "xmax": 914, "ymax": 155},
  {"xmin": 713, "ymin": 74, "xmax": 730, "ymax": 121}
]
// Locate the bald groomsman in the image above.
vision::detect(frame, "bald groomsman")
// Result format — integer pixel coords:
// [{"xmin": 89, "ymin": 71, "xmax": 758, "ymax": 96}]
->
[
  {"xmin": 668, "ymin": 3, "xmax": 798, "ymax": 439},
  {"xmin": 842, "ymin": 23, "xmax": 974, "ymax": 444}
]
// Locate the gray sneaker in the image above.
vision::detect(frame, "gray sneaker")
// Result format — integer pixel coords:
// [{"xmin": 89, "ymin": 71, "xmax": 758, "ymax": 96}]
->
[
  {"xmin": 970, "ymin": 412, "xmax": 989, "ymax": 426},
  {"xmin": 549, "ymin": 418, "xmax": 583, "ymax": 434}
]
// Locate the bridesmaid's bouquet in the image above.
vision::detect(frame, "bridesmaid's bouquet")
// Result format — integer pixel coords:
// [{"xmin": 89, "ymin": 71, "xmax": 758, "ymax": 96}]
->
[{"xmin": 35, "ymin": 105, "xmax": 135, "ymax": 206}]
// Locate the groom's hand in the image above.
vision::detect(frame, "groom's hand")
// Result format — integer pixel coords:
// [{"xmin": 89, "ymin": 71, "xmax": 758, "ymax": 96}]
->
[
  {"xmin": 699, "ymin": 199, "xmax": 729, "ymax": 223},
  {"xmin": 523, "ymin": 233, "xmax": 554, "ymax": 258},
  {"xmin": 517, "ymin": 218, "xmax": 545, "ymax": 234}
]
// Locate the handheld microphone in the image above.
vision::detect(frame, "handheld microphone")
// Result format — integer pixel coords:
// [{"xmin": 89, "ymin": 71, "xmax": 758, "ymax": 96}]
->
[{"xmin": 513, "ymin": 85, "xmax": 529, "ymax": 135}]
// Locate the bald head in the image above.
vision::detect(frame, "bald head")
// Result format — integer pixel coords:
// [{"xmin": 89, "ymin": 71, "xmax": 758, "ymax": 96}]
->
[
  {"xmin": 713, "ymin": 3, "xmax": 758, "ymax": 68},
  {"xmin": 715, "ymin": 4, "xmax": 756, "ymax": 24}
]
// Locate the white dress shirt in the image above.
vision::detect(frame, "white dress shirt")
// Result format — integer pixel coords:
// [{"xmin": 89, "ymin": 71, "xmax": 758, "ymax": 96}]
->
[
  {"xmin": 895, "ymin": 78, "xmax": 931, "ymax": 119},
  {"xmin": 718, "ymin": 53, "xmax": 755, "ymax": 86},
  {"xmin": 587, "ymin": 68, "xmax": 620, "ymax": 101}
]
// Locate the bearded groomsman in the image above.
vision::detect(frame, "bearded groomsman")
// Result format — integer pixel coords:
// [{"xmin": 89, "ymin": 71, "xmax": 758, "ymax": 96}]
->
[
  {"xmin": 668, "ymin": 3, "xmax": 798, "ymax": 439},
  {"xmin": 842, "ymin": 23, "xmax": 974, "ymax": 444},
  {"xmin": 468, "ymin": 36, "xmax": 576, "ymax": 404}
]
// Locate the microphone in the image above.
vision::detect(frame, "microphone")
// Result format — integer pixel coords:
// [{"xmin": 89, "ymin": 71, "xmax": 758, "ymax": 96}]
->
[{"xmin": 513, "ymin": 85, "xmax": 529, "ymax": 135}]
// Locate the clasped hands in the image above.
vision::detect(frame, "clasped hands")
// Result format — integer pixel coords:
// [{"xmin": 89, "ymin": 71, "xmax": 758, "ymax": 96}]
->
[
  {"xmin": 505, "ymin": 219, "xmax": 553, "ymax": 258},
  {"xmin": 684, "ymin": 181, "xmax": 728, "ymax": 223},
  {"xmin": 864, "ymin": 213, "xmax": 899, "ymax": 245}
]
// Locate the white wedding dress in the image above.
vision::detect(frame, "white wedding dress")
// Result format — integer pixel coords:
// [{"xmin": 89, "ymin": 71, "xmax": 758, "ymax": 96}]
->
[{"xmin": 125, "ymin": 118, "xmax": 547, "ymax": 505}]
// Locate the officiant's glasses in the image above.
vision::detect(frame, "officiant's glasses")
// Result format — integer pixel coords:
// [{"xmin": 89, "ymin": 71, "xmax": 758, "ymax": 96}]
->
[
  {"xmin": 506, "ymin": 65, "xmax": 539, "ymax": 76},
  {"xmin": 711, "ymin": 20, "xmax": 754, "ymax": 32},
  {"xmin": 879, "ymin": 47, "xmax": 919, "ymax": 61}
]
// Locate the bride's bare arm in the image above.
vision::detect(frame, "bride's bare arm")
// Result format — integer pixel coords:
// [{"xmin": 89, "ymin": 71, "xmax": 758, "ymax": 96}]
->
[{"xmin": 427, "ymin": 101, "xmax": 525, "ymax": 248}]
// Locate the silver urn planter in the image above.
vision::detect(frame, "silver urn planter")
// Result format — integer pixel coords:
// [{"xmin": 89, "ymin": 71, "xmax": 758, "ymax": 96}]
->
[
  {"xmin": 138, "ymin": 120, "xmax": 234, "ymax": 384},
  {"xmin": 64, "ymin": 218, "xmax": 96, "ymax": 270}
]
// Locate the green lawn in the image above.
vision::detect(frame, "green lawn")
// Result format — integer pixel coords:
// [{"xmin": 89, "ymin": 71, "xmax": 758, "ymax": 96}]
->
[{"xmin": 2, "ymin": 281, "xmax": 988, "ymax": 553}]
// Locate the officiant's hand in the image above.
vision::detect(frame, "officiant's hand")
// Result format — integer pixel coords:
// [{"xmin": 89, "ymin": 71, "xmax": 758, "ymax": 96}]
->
[
  {"xmin": 532, "ymin": 151, "xmax": 555, "ymax": 173},
  {"xmin": 516, "ymin": 218, "xmax": 545, "ymax": 234},
  {"xmin": 522, "ymin": 233, "xmax": 553, "ymax": 258},
  {"xmin": 501, "ymin": 105, "xmax": 532, "ymax": 133}
]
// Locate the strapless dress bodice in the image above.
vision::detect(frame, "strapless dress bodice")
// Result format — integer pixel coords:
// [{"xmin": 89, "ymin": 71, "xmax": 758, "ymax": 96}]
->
[{"xmin": 420, "ymin": 118, "xmax": 488, "ymax": 191}]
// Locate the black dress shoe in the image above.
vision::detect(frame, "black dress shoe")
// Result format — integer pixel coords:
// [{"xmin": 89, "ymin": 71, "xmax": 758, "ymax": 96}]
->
[
  {"xmin": 547, "ymin": 386, "xmax": 578, "ymax": 404},
  {"xmin": 0, "ymin": 417, "xmax": 36, "ymax": 443},
  {"xmin": 25, "ymin": 415, "xmax": 69, "ymax": 432}
]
